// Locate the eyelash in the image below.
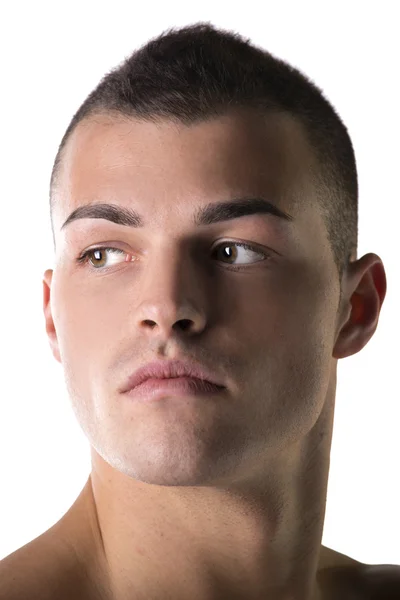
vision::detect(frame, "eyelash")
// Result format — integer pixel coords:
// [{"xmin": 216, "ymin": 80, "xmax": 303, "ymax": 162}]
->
[{"xmin": 76, "ymin": 241, "xmax": 271, "ymax": 273}]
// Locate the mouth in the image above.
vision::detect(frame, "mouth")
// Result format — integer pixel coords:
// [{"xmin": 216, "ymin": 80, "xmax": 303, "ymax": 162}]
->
[
  {"xmin": 123, "ymin": 375, "xmax": 225, "ymax": 401},
  {"xmin": 120, "ymin": 358, "xmax": 226, "ymax": 395}
]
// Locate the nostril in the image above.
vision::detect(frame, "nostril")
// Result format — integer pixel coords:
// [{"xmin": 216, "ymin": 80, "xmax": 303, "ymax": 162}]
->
[
  {"xmin": 178, "ymin": 320, "xmax": 192, "ymax": 331},
  {"xmin": 143, "ymin": 320, "xmax": 157, "ymax": 329}
]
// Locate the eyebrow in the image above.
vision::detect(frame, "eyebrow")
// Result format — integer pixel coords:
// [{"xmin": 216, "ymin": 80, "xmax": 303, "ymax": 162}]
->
[{"xmin": 60, "ymin": 197, "xmax": 294, "ymax": 231}]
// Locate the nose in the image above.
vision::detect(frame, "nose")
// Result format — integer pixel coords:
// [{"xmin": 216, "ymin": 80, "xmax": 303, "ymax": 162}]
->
[
  {"xmin": 135, "ymin": 248, "xmax": 209, "ymax": 338},
  {"xmin": 141, "ymin": 309, "xmax": 205, "ymax": 336}
]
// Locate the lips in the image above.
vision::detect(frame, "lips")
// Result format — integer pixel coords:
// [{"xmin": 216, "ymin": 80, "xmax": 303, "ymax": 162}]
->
[
  {"xmin": 120, "ymin": 359, "xmax": 225, "ymax": 394},
  {"xmin": 127, "ymin": 376, "xmax": 224, "ymax": 401}
]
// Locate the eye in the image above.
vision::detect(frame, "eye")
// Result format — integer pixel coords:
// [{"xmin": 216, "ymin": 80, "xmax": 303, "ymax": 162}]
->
[
  {"xmin": 76, "ymin": 247, "xmax": 128, "ymax": 270},
  {"xmin": 76, "ymin": 241, "xmax": 270, "ymax": 271},
  {"xmin": 212, "ymin": 241, "xmax": 269, "ymax": 268}
]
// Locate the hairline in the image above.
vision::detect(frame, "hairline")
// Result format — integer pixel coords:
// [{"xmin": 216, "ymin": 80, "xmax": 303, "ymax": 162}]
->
[{"xmin": 50, "ymin": 105, "xmax": 325, "ymax": 220}]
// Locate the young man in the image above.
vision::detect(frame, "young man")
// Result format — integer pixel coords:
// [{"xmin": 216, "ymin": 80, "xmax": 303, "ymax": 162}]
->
[{"xmin": 1, "ymin": 22, "xmax": 398, "ymax": 600}]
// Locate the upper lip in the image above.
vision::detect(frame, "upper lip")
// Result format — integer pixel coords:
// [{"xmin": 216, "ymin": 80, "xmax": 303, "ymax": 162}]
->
[{"xmin": 120, "ymin": 359, "xmax": 225, "ymax": 393}]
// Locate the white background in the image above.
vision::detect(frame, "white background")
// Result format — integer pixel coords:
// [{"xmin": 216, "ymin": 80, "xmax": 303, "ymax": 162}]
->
[{"xmin": 0, "ymin": 1, "xmax": 399, "ymax": 565}]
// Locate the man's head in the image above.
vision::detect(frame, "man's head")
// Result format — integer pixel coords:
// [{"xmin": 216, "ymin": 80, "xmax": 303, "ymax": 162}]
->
[
  {"xmin": 49, "ymin": 22, "xmax": 358, "ymax": 286},
  {"xmin": 43, "ymin": 23, "xmax": 386, "ymax": 488}
]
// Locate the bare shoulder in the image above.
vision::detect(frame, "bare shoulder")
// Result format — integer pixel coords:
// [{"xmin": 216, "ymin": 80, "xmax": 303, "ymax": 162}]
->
[
  {"xmin": 359, "ymin": 562, "xmax": 400, "ymax": 599},
  {"xmin": 0, "ymin": 484, "xmax": 113, "ymax": 600},
  {"xmin": 318, "ymin": 545, "xmax": 400, "ymax": 599},
  {"xmin": 0, "ymin": 529, "xmax": 88, "ymax": 600}
]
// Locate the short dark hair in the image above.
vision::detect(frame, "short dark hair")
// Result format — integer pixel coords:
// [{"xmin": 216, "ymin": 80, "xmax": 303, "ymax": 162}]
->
[{"xmin": 50, "ymin": 21, "xmax": 358, "ymax": 287}]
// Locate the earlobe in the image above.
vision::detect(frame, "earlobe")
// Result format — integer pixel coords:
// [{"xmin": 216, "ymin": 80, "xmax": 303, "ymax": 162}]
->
[
  {"xmin": 332, "ymin": 294, "xmax": 366, "ymax": 359},
  {"xmin": 42, "ymin": 269, "xmax": 61, "ymax": 364}
]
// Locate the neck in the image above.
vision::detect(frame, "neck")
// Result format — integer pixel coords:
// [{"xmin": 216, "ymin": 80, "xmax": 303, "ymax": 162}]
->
[{"xmin": 60, "ymin": 386, "xmax": 336, "ymax": 600}]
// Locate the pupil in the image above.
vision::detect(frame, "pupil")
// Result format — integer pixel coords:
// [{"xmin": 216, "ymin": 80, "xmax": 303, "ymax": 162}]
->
[{"xmin": 224, "ymin": 245, "xmax": 235, "ymax": 260}]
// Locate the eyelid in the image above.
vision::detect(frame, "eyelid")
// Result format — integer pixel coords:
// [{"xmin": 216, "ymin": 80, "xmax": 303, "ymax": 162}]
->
[
  {"xmin": 76, "ymin": 238, "xmax": 277, "ymax": 273},
  {"xmin": 78, "ymin": 238, "xmax": 272, "ymax": 257}
]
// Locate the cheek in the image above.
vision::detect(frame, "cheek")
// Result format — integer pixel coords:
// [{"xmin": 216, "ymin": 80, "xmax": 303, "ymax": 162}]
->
[
  {"xmin": 235, "ymin": 258, "xmax": 336, "ymax": 347},
  {"xmin": 238, "ymin": 267, "xmax": 336, "ymax": 442},
  {"xmin": 58, "ymin": 284, "xmax": 124, "ymax": 347},
  {"xmin": 51, "ymin": 277, "xmax": 123, "ymax": 401},
  {"xmin": 240, "ymin": 332, "xmax": 332, "ymax": 460}
]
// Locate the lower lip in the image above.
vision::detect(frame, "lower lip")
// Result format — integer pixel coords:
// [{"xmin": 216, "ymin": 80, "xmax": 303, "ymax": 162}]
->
[{"xmin": 125, "ymin": 377, "xmax": 225, "ymax": 401}]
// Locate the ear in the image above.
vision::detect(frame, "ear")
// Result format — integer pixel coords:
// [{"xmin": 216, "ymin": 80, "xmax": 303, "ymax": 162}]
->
[
  {"xmin": 43, "ymin": 269, "xmax": 62, "ymax": 364},
  {"xmin": 333, "ymin": 253, "xmax": 387, "ymax": 359}
]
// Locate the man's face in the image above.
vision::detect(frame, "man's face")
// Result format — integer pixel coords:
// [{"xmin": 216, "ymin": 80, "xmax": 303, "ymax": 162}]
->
[{"xmin": 45, "ymin": 109, "xmax": 342, "ymax": 486}]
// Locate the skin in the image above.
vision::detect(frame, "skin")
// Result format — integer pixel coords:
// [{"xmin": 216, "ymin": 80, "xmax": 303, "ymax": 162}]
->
[{"xmin": 0, "ymin": 108, "xmax": 388, "ymax": 599}]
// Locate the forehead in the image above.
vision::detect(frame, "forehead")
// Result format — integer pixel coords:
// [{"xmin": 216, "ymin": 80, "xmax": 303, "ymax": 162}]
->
[{"xmin": 55, "ymin": 108, "xmax": 318, "ymax": 232}]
